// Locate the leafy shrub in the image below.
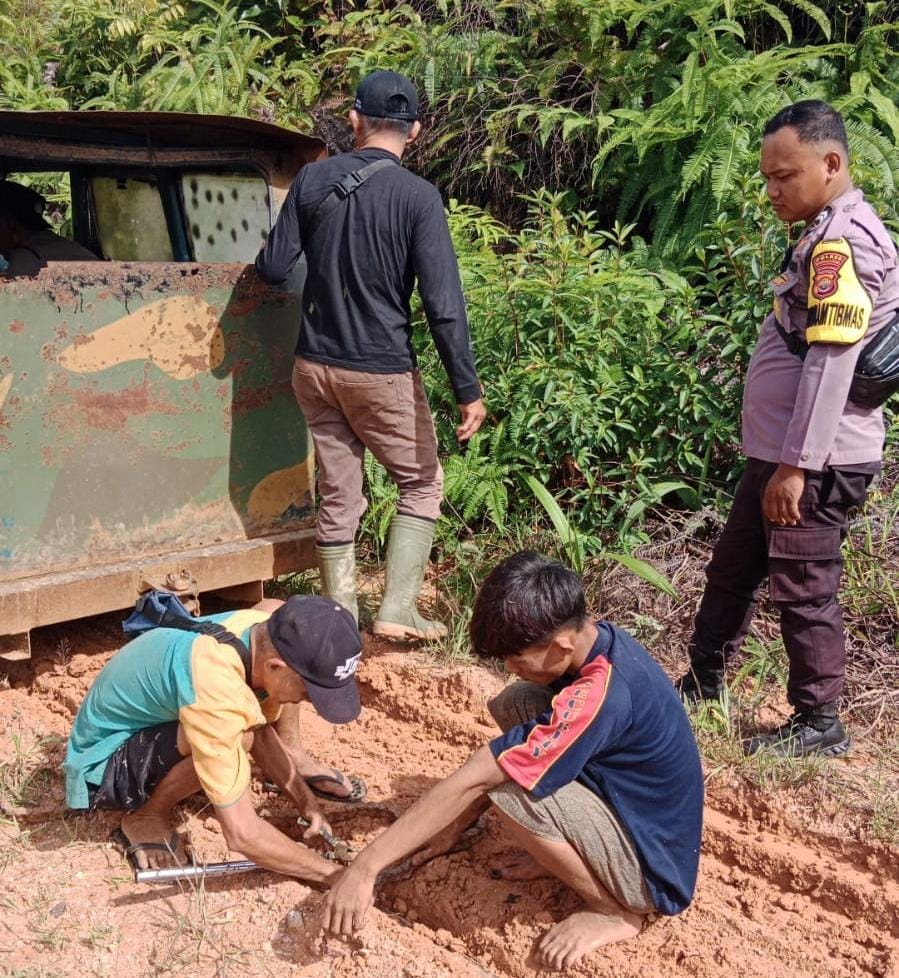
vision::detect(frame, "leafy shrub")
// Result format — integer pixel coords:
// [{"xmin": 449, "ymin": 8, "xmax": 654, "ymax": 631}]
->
[{"xmin": 414, "ymin": 186, "xmax": 782, "ymax": 541}]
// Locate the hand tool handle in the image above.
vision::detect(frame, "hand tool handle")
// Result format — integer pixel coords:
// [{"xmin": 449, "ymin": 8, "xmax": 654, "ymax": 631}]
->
[{"xmin": 134, "ymin": 860, "xmax": 260, "ymax": 884}]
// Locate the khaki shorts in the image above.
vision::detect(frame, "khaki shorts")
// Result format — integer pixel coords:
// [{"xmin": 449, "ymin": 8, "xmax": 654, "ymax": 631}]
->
[{"xmin": 487, "ymin": 682, "xmax": 655, "ymax": 914}]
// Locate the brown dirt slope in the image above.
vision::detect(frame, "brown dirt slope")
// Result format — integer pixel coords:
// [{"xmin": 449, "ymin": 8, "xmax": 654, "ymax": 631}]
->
[{"xmin": 1, "ymin": 620, "xmax": 896, "ymax": 978}]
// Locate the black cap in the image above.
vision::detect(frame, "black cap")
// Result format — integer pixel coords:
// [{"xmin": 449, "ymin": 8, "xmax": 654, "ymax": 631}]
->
[
  {"xmin": 353, "ymin": 70, "xmax": 419, "ymax": 121},
  {"xmin": 267, "ymin": 596, "xmax": 362, "ymax": 724}
]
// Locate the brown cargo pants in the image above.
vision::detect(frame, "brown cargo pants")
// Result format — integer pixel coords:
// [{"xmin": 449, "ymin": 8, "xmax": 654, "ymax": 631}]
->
[
  {"xmin": 689, "ymin": 458, "xmax": 872, "ymax": 710},
  {"xmin": 291, "ymin": 357, "xmax": 443, "ymax": 543}
]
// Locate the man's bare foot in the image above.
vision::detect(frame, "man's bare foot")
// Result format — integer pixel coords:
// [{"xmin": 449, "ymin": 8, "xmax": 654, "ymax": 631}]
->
[
  {"xmin": 536, "ymin": 908, "xmax": 643, "ymax": 970},
  {"xmin": 489, "ymin": 850, "xmax": 550, "ymax": 882},
  {"xmin": 119, "ymin": 811, "xmax": 187, "ymax": 870}
]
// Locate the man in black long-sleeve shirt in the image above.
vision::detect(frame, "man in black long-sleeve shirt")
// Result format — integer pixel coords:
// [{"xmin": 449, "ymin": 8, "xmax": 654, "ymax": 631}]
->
[{"xmin": 257, "ymin": 70, "xmax": 485, "ymax": 640}]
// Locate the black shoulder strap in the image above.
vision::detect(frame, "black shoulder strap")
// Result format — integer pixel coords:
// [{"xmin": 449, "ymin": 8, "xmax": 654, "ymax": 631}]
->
[
  {"xmin": 774, "ymin": 317, "xmax": 809, "ymax": 361},
  {"xmin": 146, "ymin": 605, "xmax": 253, "ymax": 686},
  {"xmin": 306, "ymin": 157, "xmax": 396, "ymax": 243}
]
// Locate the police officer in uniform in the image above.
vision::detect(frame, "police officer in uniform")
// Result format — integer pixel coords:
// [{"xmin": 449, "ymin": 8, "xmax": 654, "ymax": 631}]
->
[{"xmin": 678, "ymin": 101, "xmax": 899, "ymax": 757}]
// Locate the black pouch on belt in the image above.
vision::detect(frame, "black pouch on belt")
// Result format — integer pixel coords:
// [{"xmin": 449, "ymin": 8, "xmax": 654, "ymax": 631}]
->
[
  {"xmin": 775, "ymin": 310, "xmax": 899, "ymax": 409},
  {"xmin": 848, "ymin": 310, "xmax": 899, "ymax": 409}
]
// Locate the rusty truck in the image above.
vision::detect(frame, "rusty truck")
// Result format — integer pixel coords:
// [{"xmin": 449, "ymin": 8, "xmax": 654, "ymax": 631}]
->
[{"xmin": 0, "ymin": 110, "xmax": 326, "ymax": 660}]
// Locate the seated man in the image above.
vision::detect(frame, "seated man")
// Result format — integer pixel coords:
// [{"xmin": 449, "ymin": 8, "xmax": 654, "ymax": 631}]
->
[
  {"xmin": 64, "ymin": 595, "xmax": 364, "ymax": 880},
  {"xmin": 0, "ymin": 179, "xmax": 98, "ymax": 275},
  {"xmin": 324, "ymin": 552, "xmax": 704, "ymax": 970}
]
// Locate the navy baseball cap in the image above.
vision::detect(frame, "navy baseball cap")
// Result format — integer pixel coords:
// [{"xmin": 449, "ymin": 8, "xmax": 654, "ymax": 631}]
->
[
  {"xmin": 267, "ymin": 595, "xmax": 362, "ymax": 724},
  {"xmin": 353, "ymin": 70, "xmax": 419, "ymax": 121}
]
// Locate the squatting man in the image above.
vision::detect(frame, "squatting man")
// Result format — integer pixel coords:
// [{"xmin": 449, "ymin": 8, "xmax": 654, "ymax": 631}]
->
[
  {"xmin": 324, "ymin": 552, "xmax": 703, "ymax": 971},
  {"xmin": 64, "ymin": 596, "xmax": 364, "ymax": 878}
]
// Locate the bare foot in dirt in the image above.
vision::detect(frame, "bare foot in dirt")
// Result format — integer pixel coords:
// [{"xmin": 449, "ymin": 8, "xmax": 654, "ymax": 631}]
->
[
  {"xmin": 535, "ymin": 908, "xmax": 643, "ymax": 971},
  {"xmin": 489, "ymin": 850, "xmax": 550, "ymax": 881},
  {"xmin": 119, "ymin": 811, "xmax": 187, "ymax": 870}
]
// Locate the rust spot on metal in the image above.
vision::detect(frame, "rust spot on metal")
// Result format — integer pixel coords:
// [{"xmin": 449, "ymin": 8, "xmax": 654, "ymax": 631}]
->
[
  {"xmin": 225, "ymin": 295, "xmax": 262, "ymax": 317},
  {"xmin": 233, "ymin": 379, "xmax": 292, "ymax": 415},
  {"xmin": 73, "ymin": 378, "xmax": 179, "ymax": 430},
  {"xmin": 9, "ymin": 321, "xmax": 25, "ymax": 334}
]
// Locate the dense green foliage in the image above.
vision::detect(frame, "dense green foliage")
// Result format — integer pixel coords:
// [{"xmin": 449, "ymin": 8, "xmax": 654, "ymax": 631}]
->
[
  {"xmin": 2, "ymin": 0, "xmax": 897, "ymax": 548},
  {"xmin": 425, "ymin": 186, "xmax": 775, "ymax": 535}
]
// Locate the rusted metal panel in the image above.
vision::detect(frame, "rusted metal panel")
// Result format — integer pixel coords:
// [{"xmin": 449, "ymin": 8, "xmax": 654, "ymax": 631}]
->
[
  {"xmin": 0, "ymin": 112, "xmax": 326, "ymax": 193},
  {"xmin": 0, "ymin": 262, "xmax": 315, "ymax": 613},
  {"xmin": 0, "ymin": 110, "xmax": 325, "ymax": 155},
  {"xmin": 0, "ymin": 529, "xmax": 315, "ymax": 637},
  {"xmin": 0, "ymin": 110, "xmax": 325, "ymax": 651}
]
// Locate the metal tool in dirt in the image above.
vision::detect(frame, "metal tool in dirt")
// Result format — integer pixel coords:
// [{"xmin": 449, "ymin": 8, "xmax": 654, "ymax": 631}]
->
[
  {"xmin": 133, "ymin": 819, "xmax": 355, "ymax": 884},
  {"xmin": 295, "ymin": 817, "xmax": 357, "ymax": 864},
  {"xmin": 134, "ymin": 859, "xmax": 259, "ymax": 885}
]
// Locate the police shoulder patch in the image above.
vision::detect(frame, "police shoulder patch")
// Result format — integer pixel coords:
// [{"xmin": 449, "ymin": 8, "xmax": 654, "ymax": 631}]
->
[{"xmin": 806, "ymin": 237, "xmax": 872, "ymax": 345}]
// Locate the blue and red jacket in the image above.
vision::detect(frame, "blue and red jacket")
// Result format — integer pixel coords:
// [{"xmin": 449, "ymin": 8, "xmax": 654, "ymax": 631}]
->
[{"xmin": 489, "ymin": 622, "xmax": 703, "ymax": 915}]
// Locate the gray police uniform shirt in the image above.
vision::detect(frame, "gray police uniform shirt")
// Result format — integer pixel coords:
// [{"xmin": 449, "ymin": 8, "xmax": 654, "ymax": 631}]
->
[{"xmin": 742, "ymin": 187, "xmax": 899, "ymax": 470}]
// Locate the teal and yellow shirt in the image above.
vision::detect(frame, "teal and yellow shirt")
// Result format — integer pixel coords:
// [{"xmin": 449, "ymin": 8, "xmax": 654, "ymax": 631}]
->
[{"xmin": 64, "ymin": 609, "xmax": 280, "ymax": 809}]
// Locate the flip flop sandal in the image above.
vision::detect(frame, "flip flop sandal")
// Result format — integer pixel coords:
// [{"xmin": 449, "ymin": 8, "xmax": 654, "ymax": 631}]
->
[
  {"xmin": 261, "ymin": 768, "xmax": 367, "ymax": 803},
  {"xmin": 110, "ymin": 826, "xmax": 190, "ymax": 871},
  {"xmin": 305, "ymin": 768, "xmax": 367, "ymax": 804}
]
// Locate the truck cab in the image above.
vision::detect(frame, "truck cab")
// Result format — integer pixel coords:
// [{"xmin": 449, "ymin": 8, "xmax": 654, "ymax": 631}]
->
[{"xmin": 0, "ymin": 111, "xmax": 325, "ymax": 660}]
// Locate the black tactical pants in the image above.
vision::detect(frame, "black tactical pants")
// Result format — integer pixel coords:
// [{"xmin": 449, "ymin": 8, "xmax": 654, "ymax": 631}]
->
[{"xmin": 689, "ymin": 458, "xmax": 872, "ymax": 710}]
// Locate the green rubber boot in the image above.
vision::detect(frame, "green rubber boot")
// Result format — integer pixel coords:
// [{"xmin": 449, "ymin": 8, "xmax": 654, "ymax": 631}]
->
[
  {"xmin": 373, "ymin": 514, "xmax": 447, "ymax": 641},
  {"xmin": 316, "ymin": 543, "xmax": 359, "ymax": 624}
]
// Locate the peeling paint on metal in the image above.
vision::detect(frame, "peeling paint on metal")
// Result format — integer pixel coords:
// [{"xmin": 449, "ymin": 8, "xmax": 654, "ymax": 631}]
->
[
  {"xmin": 232, "ymin": 379, "xmax": 293, "ymax": 415},
  {"xmin": 247, "ymin": 462, "xmax": 313, "ymax": 521},
  {"xmin": 58, "ymin": 295, "xmax": 225, "ymax": 379},
  {"xmin": 0, "ymin": 374, "xmax": 12, "ymax": 411},
  {"xmin": 1, "ymin": 262, "xmax": 312, "ymax": 588},
  {"xmin": 0, "ymin": 112, "xmax": 323, "ymax": 636},
  {"xmin": 72, "ymin": 377, "xmax": 179, "ymax": 430}
]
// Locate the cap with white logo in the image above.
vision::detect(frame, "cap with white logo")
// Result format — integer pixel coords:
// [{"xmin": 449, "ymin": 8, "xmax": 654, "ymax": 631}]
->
[{"xmin": 266, "ymin": 595, "xmax": 362, "ymax": 723}]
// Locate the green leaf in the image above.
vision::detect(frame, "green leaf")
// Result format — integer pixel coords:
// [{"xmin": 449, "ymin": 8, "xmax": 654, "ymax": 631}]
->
[
  {"xmin": 524, "ymin": 474, "xmax": 584, "ymax": 573},
  {"xmin": 599, "ymin": 552, "xmax": 678, "ymax": 598}
]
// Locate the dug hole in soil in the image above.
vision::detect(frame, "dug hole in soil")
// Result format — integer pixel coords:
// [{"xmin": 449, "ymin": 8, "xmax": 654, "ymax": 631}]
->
[{"xmin": 1, "ymin": 613, "xmax": 897, "ymax": 978}]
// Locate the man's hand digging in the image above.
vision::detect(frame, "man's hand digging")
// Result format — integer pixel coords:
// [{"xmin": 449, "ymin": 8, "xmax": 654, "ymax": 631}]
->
[{"xmin": 323, "ymin": 864, "xmax": 377, "ymax": 936}]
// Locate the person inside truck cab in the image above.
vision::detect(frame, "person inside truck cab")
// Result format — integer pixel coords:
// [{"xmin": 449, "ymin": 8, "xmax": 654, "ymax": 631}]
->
[{"xmin": 0, "ymin": 179, "xmax": 98, "ymax": 275}]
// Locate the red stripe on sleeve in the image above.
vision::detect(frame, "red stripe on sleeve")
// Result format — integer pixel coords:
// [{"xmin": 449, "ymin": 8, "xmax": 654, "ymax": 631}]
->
[{"xmin": 495, "ymin": 658, "xmax": 612, "ymax": 792}]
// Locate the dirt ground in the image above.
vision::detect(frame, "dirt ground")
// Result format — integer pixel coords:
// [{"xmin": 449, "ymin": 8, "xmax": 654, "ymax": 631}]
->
[{"xmin": 1, "ymin": 612, "xmax": 897, "ymax": 978}]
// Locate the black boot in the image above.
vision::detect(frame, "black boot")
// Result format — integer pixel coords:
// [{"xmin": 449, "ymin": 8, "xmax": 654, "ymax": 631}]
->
[
  {"xmin": 745, "ymin": 703, "xmax": 850, "ymax": 758},
  {"xmin": 675, "ymin": 662, "xmax": 725, "ymax": 703},
  {"xmin": 676, "ymin": 643, "xmax": 728, "ymax": 703}
]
